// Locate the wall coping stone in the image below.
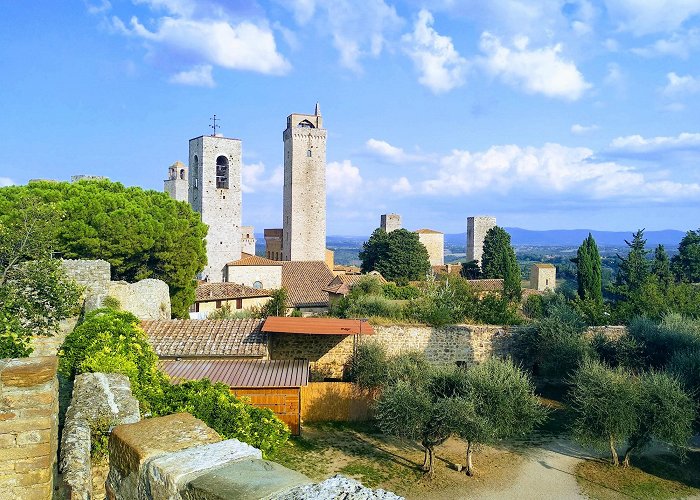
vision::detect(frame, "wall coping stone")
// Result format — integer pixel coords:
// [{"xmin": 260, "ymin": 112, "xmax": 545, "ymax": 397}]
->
[{"xmin": 0, "ymin": 356, "xmax": 58, "ymax": 387}]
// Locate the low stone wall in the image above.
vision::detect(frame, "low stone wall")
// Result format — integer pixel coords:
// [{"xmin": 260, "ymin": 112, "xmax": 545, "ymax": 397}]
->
[
  {"xmin": 268, "ymin": 324, "xmax": 629, "ymax": 380},
  {"xmin": 62, "ymin": 259, "xmax": 111, "ymax": 311},
  {"xmin": 0, "ymin": 356, "xmax": 59, "ymax": 500},
  {"xmin": 105, "ymin": 412, "xmax": 400, "ymax": 499},
  {"xmin": 107, "ymin": 279, "xmax": 171, "ymax": 320},
  {"xmin": 60, "ymin": 372, "xmax": 140, "ymax": 500}
]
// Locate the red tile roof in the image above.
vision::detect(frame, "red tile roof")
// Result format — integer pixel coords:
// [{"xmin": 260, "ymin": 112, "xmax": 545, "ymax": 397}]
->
[
  {"xmin": 262, "ymin": 317, "xmax": 374, "ymax": 335},
  {"xmin": 281, "ymin": 261, "xmax": 335, "ymax": 307},
  {"xmin": 466, "ymin": 279, "xmax": 504, "ymax": 292},
  {"xmin": 142, "ymin": 319, "xmax": 267, "ymax": 358},
  {"xmin": 323, "ymin": 273, "xmax": 388, "ymax": 296},
  {"xmin": 159, "ymin": 359, "xmax": 309, "ymax": 388},
  {"xmin": 227, "ymin": 255, "xmax": 282, "ymax": 266},
  {"xmin": 195, "ymin": 282, "xmax": 271, "ymax": 302}
]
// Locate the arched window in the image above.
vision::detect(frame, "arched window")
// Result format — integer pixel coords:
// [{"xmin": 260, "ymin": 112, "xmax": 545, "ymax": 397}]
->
[
  {"xmin": 216, "ymin": 156, "xmax": 229, "ymax": 189},
  {"xmin": 179, "ymin": 169, "xmax": 186, "ymax": 180},
  {"xmin": 298, "ymin": 119, "xmax": 315, "ymax": 128},
  {"xmin": 253, "ymin": 281, "xmax": 263, "ymax": 289},
  {"xmin": 307, "ymin": 149, "xmax": 312, "ymax": 157}
]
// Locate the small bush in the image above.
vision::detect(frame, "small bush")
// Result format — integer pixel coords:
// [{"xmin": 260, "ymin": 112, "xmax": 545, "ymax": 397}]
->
[
  {"xmin": 208, "ymin": 304, "xmax": 254, "ymax": 319},
  {"xmin": 102, "ymin": 296, "xmax": 121, "ymax": 310},
  {"xmin": 471, "ymin": 293, "xmax": 523, "ymax": 325},
  {"xmin": 346, "ymin": 295, "xmax": 404, "ymax": 320},
  {"xmin": 591, "ymin": 332, "xmax": 645, "ymax": 370},
  {"xmin": 382, "ymin": 282, "xmax": 420, "ymax": 300},
  {"xmin": 348, "ymin": 343, "xmax": 389, "ymax": 390}
]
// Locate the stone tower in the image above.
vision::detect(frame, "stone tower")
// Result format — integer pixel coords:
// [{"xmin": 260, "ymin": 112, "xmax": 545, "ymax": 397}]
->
[
  {"xmin": 380, "ymin": 214, "xmax": 401, "ymax": 233},
  {"xmin": 467, "ymin": 216, "xmax": 496, "ymax": 267},
  {"xmin": 164, "ymin": 161, "xmax": 188, "ymax": 202},
  {"xmin": 189, "ymin": 134, "xmax": 242, "ymax": 282},
  {"xmin": 282, "ymin": 103, "xmax": 327, "ymax": 261}
]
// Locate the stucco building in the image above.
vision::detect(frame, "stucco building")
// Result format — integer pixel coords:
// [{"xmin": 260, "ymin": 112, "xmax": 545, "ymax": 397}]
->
[
  {"xmin": 530, "ymin": 263, "xmax": 557, "ymax": 291},
  {"xmin": 415, "ymin": 229, "xmax": 444, "ymax": 266}
]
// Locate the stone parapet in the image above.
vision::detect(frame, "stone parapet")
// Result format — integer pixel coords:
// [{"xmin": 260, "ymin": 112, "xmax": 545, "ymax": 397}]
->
[
  {"xmin": 60, "ymin": 372, "xmax": 140, "ymax": 499},
  {"xmin": 0, "ymin": 356, "xmax": 59, "ymax": 500}
]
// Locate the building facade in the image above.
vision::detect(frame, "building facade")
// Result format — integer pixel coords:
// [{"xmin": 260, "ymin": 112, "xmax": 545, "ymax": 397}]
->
[
  {"xmin": 467, "ymin": 216, "xmax": 496, "ymax": 268},
  {"xmin": 415, "ymin": 229, "xmax": 444, "ymax": 266},
  {"xmin": 530, "ymin": 263, "xmax": 557, "ymax": 291},
  {"xmin": 189, "ymin": 134, "xmax": 243, "ymax": 282},
  {"xmin": 282, "ymin": 103, "xmax": 327, "ymax": 261},
  {"xmin": 241, "ymin": 226, "xmax": 256, "ymax": 256}
]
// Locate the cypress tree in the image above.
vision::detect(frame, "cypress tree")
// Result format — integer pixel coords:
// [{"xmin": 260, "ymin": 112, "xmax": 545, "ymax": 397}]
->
[
  {"xmin": 482, "ymin": 226, "xmax": 521, "ymax": 300},
  {"xmin": 616, "ymin": 229, "xmax": 650, "ymax": 293},
  {"xmin": 652, "ymin": 244, "xmax": 673, "ymax": 290},
  {"xmin": 575, "ymin": 233, "xmax": 603, "ymax": 304}
]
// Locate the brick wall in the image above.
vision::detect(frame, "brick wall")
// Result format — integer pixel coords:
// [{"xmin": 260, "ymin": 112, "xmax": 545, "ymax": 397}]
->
[{"xmin": 0, "ymin": 356, "xmax": 59, "ymax": 500}]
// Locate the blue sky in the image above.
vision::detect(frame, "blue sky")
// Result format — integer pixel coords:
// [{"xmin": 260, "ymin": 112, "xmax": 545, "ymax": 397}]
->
[{"xmin": 1, "ymin": 1, "xmax": 699, "ymax": 235}]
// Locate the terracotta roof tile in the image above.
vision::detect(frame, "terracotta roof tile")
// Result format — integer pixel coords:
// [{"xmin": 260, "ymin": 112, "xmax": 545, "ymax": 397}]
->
[
  {"xmin": 323, "ymin": 273, "xmax": 387, "ymax": 295},
  {"xmin": 466, "ymin": 279, "xmax": 504, "ymax": 292},
  {"xmin": 195, "ymin": 282, "xmax": 271, "ymax": 302},
  {"xmin": 227, "ymin": 255, "xmax": 282, "ymax": 266},
  {"xmin": 281, "ymin": 261, "xmax": 334, "ymax": 307},
  {"xmin": 142, "ymin": 319, "xmax": 268, "ymax": 358}
]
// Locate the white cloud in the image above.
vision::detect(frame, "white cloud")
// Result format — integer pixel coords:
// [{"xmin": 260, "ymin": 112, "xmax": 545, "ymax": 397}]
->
[
  {"xmin": 662, "ymin": 72, "xmax": 700, "ymax": 97},
  {"xmin": 111, "ymin": 1, "xmax": 290, "ymax": 79},
  {"xmin": 365, "ymin": 139, "xmax": 426, "ymax": 163},
  {"xmin": 420, "ymin": 142, "xmax": 700, "ymax": 202},
  {"xmin": 604, "ymin": 38, "xmax": 620, "ymax": 52},
  {"xmin": 241, "ymin": 162, "xmax": 283, "ymax": 193},
  {"xmin": 478, "ymin": 32, "xmax": 591, "ymax": 101},
  {"xmin": 279, "ymin": 0, "xmax": 402, "ymax": 72},
  {"xmin": 604, "ymin": 0, "xmax": 700, "ymax": 35},
  {"xmin": 85, "ymin": 0, "xmax": 111, "ymax": 15},
  {"xmin": 327, "ymin": 160, "xmax": 362, "ymax": 195},
  {"xmin": 608, "ymin": 132, "xmax": 700, "ymax": 154},
  {"xmin": 604, "ymin": 62, "xmax": 625, "ymax": 90},
  {"xmin": 168, "ymin": 64, "xmax": 214, "ymax": 86},
  {"xmin": 391, "ymin": 176, "xmax": 412, "ymax": 193},
  {"xmin": 632, "ymin": 28, "xmax": 700, "ymax": 58},
  {"xmin": 402, "ymin": 9, "xmax": 468, "ymax": 94},
  {"xmin": 571, "ymin": 124, "xmax": 599, "ymax": 135},
  {"xmin": 0, "ymin": 177, "xmax": 15, "ymax": 187}
]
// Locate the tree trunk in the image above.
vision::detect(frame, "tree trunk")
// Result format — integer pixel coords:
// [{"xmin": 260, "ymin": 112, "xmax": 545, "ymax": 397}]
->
[
  {"xmin": 609, "ymin": 436, "xmax": 619, "ymax": 466},
  {"xmin": 466, "ymin": 441, "xmax": 475, "ymax": 476},
  {"xmin": 422, "ymin": 447, "xmax": 429, "ymax": 471},
  {"xmin": 622, "ymin": 445, "xmax": 634, "ymax": 468},
  {"xmin": 426, "ymin": 446, "xmax": 435, "ymax": 478}
]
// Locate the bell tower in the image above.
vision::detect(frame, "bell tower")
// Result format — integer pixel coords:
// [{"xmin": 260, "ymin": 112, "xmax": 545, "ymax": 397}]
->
[
  {"xmin": 282, "ymin": 102, "xmax": 327, "ymax": 261},
  {"xmin": 189, "ymin": 130, "xmax": 242, "ymax": 282}
]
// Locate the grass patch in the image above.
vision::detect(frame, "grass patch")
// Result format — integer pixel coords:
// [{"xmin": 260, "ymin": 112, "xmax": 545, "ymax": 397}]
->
[{"xmin": 576, "ymin": 456, "xmax": 700, "ymax": 500}]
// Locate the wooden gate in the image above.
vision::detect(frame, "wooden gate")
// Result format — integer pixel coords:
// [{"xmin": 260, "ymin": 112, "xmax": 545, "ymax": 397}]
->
[{"xmin": 232, "ymin": 387, "xmax": 301, "ymax": 435}]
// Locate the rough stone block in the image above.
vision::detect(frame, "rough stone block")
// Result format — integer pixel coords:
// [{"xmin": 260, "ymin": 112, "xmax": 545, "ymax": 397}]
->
[
  {"xmin": 273, "ymin": 474, "xmax": 404, "ymax": 500},
  {"xmin": 184, "ymin": 458, "xmax": 312, "ymax": 500},
  {"xmin": 146, "ymin": 439, "xmax": 262, "ymax": 499},
  {"xmin": 0, "ymin": 416, "xmax": 52, "ymax": 434},
  {"xmin": 0, "ymin": 442, "xmax": 50, "ymax": 460},
  {"xmin": 2, "ymin": 389, "xmax": 55, "ymax": 409},
  {"xmin": 16, "ymin": 467, "xmax": 51, "ymax": 486},
  {"xmin": 0, "ymin": 434, "xmax": 16, "ymax": 448},
  {"xmin": 0, "ymin": 357, "xmax": 57, "ymax": 388},
  {"xmin": 16, "ymin": 429, "xmax": 50, "ymax": 446},
  {"xmin": 0, "ymin": 412, "xmax": 17, "ymax": 421},
  {"xmin": 14, "ymin": 455, "xmax": 52, "ymax": 473},
  {"xmin": 109, "ymin": 413, "xmax": 221, "ymax": 479}
]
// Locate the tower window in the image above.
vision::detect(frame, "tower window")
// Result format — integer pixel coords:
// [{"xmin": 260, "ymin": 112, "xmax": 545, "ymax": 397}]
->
[
  {"xmin": 253, "ymin": 281, "xmax": 263, "ymax": 289},
  {"xmin": 307, "ymin": 150, "xmax": 312, "ymax": 157},
  {"xmin": 180, "ymin": 169, "xmax": 186, "ymax": 180},
  {"xmin": 298, "ymin": 119, "xmax": 315, "ymax": 128},
  {"xmin": 216, "ymin": 156, "xmax": 229, "ymax": 189}
]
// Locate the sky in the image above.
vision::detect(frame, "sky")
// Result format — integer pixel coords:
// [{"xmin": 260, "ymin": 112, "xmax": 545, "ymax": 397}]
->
[{"xmin": 1, "ymin": 1, "xmax": 699, "ymax": 236}]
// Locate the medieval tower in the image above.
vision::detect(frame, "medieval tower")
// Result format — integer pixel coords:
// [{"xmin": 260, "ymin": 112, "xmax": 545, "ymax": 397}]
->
[
  {"xmin": 282, "ymin": 103, "xmax": 327, "ymax": 261},
  {"xmin": 467, "ymin": 215, "xmax": 496, "ymax": 268},
  {"xmin": 380, "ymin": 213, "xmax": 402, "ymax": 233},
  {"xmin": 164, "ymin": 161, "xmax": 188, "ymax": 202},
  {"xmin": 189, "ymin": 134, "xmax": 242, "ymax": 281}
]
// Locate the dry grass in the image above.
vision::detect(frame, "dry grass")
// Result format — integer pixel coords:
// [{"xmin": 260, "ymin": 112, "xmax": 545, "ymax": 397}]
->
[
  {"xmin": 575, "ymin": 452, "xmax": 700, "ymax": 500},
  {"xmin": 270, "ymin": 421, "xmax": 526, "ymax": 499}
]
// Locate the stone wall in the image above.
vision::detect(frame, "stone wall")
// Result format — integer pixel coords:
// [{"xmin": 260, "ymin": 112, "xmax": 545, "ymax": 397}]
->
[
  {"xmin": 466, "ymin": 216, "xmax": 496, "ymax": 265},
  {"xmin": 270, "ymin": 325, "xmax": 628, "ymax": 380},
  {"xmin": 0, "ymin": 356, "xmax": 59, "ymax": 500},
  {"xmin": 380, "ymin": 213, "xmax": 401, "ymax": 233},
  {"xmin": 62, "ymin": 259, "xmax": 111, "ymax": 311},
  {"xmin": 416, "ymin": 231, "xmax": 444, "ymax": 266},
  {"xmin": 60, "ymin": 373, "xmax": 140, "ymax": 500},
  {"xmin": 106, "ymin": 412, "xmax": 399, "ymax": 500},
  {"xmin": 107, "ymin": 279, "xmax": 171, "ymax": 320},
  {"xmin": 269, "ymin": 333, "xmax": 356, "ymax": 380}
]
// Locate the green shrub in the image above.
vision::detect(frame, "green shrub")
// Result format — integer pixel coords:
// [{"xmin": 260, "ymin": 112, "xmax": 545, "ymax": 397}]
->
[
  {"xmin": 382, "ymin": 282, "xmax": 420, "ymax": 300},
  {"xmin": 523, "ymin": 294, "xmax": 544, "ymax": 319},
  {"xmin": 346, "ymin": 295, "xmax": 404, "ymax": 320},
  {"xmin": 208, "ymin": 304, "xmax": 254, "ymax": 319},
  {"xmin": 102, "ymin": 296, "xmax": 121, "ymax": 310},
  {"xmin": 348, "ymin": 342, "xmax": 389, "ymax": 390},
  {"xmin": 351, "ymin": 276, "xmax": 385, "ymax": 297},
  {"xmin": 667, "ymin": 348, "xmax": 700, "ymax": 428},
  {"xmin": 628, "ymin": 314, "xmax": 700, "ymax": 369},
  {"xmin": 471, "ymin": 294, "xmax": 523, "ymax": 325},
  {"xmin": 154, "ymin": 379, "xmax": 289, "ymax": 457},
  {"xmin": 591, "ymin": 332, "xmax": 644, "ymax": 370}
]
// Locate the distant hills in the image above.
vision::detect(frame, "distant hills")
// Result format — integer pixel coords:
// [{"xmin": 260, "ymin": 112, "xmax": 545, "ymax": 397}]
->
[{"xmin": 317, "ymin": 228, "xmax": 689, "ymax": 249}]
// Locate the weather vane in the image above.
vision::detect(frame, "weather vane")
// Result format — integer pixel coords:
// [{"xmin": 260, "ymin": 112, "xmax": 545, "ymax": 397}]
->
[{"xmin": 209, "ymin": 114, "xmax": 220, "ymax": 136}]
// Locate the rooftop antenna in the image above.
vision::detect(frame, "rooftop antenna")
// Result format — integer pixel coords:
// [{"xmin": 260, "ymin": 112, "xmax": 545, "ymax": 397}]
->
[{"xmin": 209, "ymin": 114, "xmax": 220, "ymax": 136}]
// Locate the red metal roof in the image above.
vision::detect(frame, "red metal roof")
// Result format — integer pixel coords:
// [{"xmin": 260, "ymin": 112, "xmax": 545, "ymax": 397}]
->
[
  {"xmin": 159, "ymin": 359, "xmax": 309, "ymax": 388},
  {"xmin": 262, "ymin": 317, "xmax": 374, "ymax": 335}
]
